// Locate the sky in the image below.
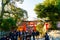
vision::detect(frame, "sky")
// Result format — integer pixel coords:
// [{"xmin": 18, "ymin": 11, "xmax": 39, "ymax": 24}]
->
[{"xmin": 15, "ymin": 0, "xmax": 45, "ymax": 20}]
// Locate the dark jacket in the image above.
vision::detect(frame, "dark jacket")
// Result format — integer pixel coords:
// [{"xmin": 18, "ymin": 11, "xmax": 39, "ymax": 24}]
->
[
  {"xmin": 45, "ymin": 33, "xmax": 50, "ymax": 40},
  {"xmin": 0, "ymin": 36, "xmax": 7, "ymax": 40}
]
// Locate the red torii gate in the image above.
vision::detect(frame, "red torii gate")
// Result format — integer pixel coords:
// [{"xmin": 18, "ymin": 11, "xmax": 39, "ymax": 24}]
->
[
  {"xmin": 28, "ymin": 21, "xmax": 36, "ymax": 31},
  {"xmin": 22, "ymin": 21, "xmax": 37, "ymax": 31}
]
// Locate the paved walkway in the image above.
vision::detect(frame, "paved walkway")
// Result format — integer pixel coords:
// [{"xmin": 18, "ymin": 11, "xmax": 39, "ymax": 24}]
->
[
  {"xmin": 48, "ymin": 30, "xmax": 60, "ymax": 37},
  {"xmin": 48, "ymin": 30, "xmax": 60, "ymax": 40},
  {"xmin": 34, "ymin": 30, "xmax": 60, "ymax": 40}
]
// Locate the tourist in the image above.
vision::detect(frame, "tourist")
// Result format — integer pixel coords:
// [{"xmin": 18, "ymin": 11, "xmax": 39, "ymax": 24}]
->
[{"xmin": 45, "ymin": 33, "xmax": 50, "ymax": 40}]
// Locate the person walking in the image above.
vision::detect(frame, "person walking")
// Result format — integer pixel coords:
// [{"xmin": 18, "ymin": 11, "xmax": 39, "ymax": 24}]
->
[
  {"xmin": 45, "ymin": 33, "xmax": 50, "ymax": 40},
  {"xmin": 18, "ymin": 30, "xmax": 23, "ymax": 40},
  {"xmin": 13, "ymin": 30, "xmax": 18, "ymax": 40},
  {"xmin": 9, "ymin": 31, "xmax": 15, "ymax": 40},
  {"xmin": 32, "ymin": 30, "xmax": 36, "ymax": 40},
  {"xmin": 22, "ymin": 30, "xmax": 27, "ymax": 40}
]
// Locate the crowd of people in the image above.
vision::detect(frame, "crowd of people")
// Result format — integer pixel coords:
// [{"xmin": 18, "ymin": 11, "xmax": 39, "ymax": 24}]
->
[{"xmin": 0, "ymin": 30, "xmax": 40, "ymax": 40}]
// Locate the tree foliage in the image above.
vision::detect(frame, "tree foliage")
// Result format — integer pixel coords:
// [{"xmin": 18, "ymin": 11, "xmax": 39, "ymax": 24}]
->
[
  {"xmin": 34, "ymin": 0, "xmax": 60, "ymax": 29},
  {"xmin": 1, "ymin": 17, "xmax": 16, "ymax": 31},
  {"xmin": 10, "ymin": 4, "xmax": 28, "ymax": 19},
  {"xmin": 0, "ymin": 0, "xmax": 28, "ymax": 31}
]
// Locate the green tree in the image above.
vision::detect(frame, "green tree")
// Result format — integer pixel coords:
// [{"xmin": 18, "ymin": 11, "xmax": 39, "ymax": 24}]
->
[
  {"xmin": 0, "ymin": 0, "xmax": 24, "ymax": 18},
  {"xmin": 10, "ymin": 4, "xmax": 28, "ymax": 21},
  {"xmin": 34, "ymin": 0, "xmax": 60, "ymax": 29},
  {"xmin": 1, "ymin": 17, "xmax": 16, "ymax": 31},
  {"xmin": 0, "ymin": 0, "xmax": 28, "ymax": 31}
]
